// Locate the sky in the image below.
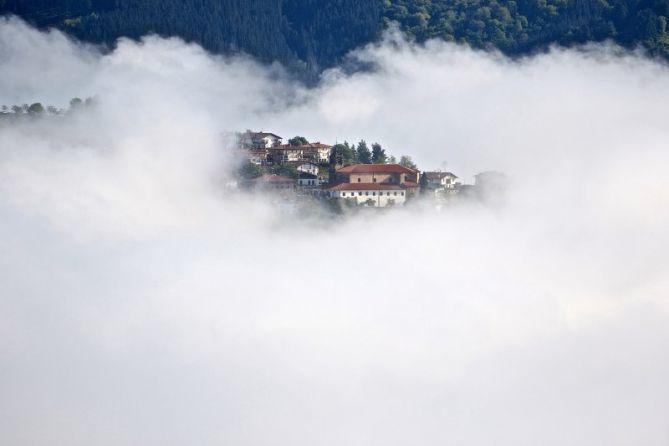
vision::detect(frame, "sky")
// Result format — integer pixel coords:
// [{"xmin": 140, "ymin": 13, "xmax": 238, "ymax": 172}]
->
[{"xmin": 1, "ymin": 16, "xmax": 669, "ymax": 446}]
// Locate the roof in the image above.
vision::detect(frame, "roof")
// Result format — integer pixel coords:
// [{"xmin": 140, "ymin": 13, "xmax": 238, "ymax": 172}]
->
[
  {"xmin": 243, "ymin": 131, "xmax": 282, "ymax": 139},
  {"xmin": 271, "ymin": 143, "xmax": 332, "ymax": 150},
  {"xmin": 424, "ymin": 171, "xmax": 458, "ymax": 180},
  {"xmin": 336, "ymin": 164, "xmax": 418, "ymax": 174},
  {"xmin": 255, "ymin": 174, "xmax": 294, "ymax": 183},
  {"xmin": 299, "ymin": 142, "xmax": 332, "ymax": 149},
  {"xmin": 326, "ymin": 183, "xmax": 405, "ymax": 191}
]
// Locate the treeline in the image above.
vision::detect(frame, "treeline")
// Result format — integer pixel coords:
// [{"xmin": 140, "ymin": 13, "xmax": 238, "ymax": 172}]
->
[
  {"xmin": 0, "ymin": 0, "xmax": 380, "ymax": 75},
  {"xmin": 2, "ymin": 0, "xmax": 667, "ymax": 71},
  {"xmin": 330, "ymin": 140, "xmax": 417, "ymax": 169},
  {"xmin": 383, "ymin": 0, "xmax": 669, "ymax": 58},
  {"xmin": 0, "ymin": 97, "xmax": 96, "ymax": 119}
]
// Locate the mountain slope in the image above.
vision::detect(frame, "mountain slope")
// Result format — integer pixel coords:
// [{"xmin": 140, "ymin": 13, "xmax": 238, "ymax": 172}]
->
[{"xmin": 1, "ymin": 0, "xmax": 667, "ymax": 72}]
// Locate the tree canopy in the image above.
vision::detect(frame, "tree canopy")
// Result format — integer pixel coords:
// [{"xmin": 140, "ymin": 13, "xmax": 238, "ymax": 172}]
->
[{"xmin": 3, "ymin": 0, "xmax": 667, "ymax": 74}]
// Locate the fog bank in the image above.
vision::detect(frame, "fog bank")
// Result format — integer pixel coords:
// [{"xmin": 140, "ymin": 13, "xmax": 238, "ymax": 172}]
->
[{"xmin": 1, "ymin": 17, "xmax": 668, "ymax": 446}]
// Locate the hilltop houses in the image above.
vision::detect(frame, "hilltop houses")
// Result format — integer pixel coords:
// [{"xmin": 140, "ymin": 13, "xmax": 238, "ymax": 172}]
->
[
  {"xmin": 234, "ymin": 129, "xmax": 505, "ymax": 209},
  {"xmin": 424, "ymin": 171, "xmax": 458, "ymax": 189},
  {"xmin": 238, "ymin": 131, "xmax": 332, "ymax": 167},
  {"xmin": 423, "ymin": 171, "xmax": 460, "ymax": 199},
  {"xmin": 325, "ymin": 164, "xmax": 421, "ymax": 207},
  {"xmin": 239, "ymin": 131, "xmax": 283, "ymax": 149}
]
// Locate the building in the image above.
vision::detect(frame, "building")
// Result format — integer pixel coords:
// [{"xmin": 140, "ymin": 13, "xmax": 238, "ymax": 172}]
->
[
  {"xmin": 327, "ymin": 183, "xmax": 408, "ymax": 206},
  {"xmin": 253, "ymin": 174, "xmax": 295, "ymax": 191},
  {"xmin": 296, "ymin": 162, "xmax": 320, "ymax": 176},
  {"xmin": 241, "ymin": 149, "xmax": 269, "ymax": 165},
  {"xmin": 474, "ymin": 171, "xmax": 507, "ymax": 204},
  {"xmin": 325, "ymin": 163, "xmax": 420, "ymax": 207},
  {"xmin": 297, "ymin": 172, "xmax": 320, "ymax": 187},
  {"xmin": 333, "ymin": 163, "xmax": 420, "ymax": 187},
  {"xmin": 239, "ymin": 131, "xmax": 283, "ymax": 149},
  {"xmin": 424, "ymin": 171, "xmax": 458, "ymax": 189},
  {"xmin": 268, "ymin": 142, "xmax": 332, "ymax": 165},
  {"xmin": 423, "ymin": 171, "xmax": 460, "ymax": 200}
]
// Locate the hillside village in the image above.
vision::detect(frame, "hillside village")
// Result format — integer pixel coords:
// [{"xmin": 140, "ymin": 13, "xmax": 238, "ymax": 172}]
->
[{"xmin": 234, "ymin": 130, "xmax": 506, "ymax": 208}]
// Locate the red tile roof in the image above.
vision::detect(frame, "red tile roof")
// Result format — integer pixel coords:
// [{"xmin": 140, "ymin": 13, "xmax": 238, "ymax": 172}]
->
[
  {"xmin": 326, "ymin": 183, "xmax": 404, "ymax": 191},
  {"xmin": 336, "ymin": 164, "xmax": 418, "ymax": 174},
  {"xmin": 272, "ymin": 142, "xmax": 332, "ymax": 150},
  {"xmin": 255, "ymin": 174, "xmax": 294, "ymax": 183}
]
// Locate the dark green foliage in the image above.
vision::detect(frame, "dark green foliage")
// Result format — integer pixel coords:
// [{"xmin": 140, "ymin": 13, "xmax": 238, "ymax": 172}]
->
[
  {"xmin": 238, "ymin": 161, "xmax": 264, "ymax": 180},
  {"xmin": 27, "ymin": 102, "xmax": 45, "ymax": 114},
  {"xmin": 356, "ymin": 140, "xmax": 372, "ymax": 164},
  {"xmin": 399, "ymin": 155, "xmax": 417, "ymax": 169},
  {"xmin": 288, "ymin": 135, "xmax": 309, "ymax": 146},
  {"xmin": 0, "ymin": 0, "xmax": 380, "ymax": 76},
  {"xmin": 270, "ymin": 164, "xmax": 299, "ymax": 179},
  {"xmin": 330, "ymin": 142, "xmax": 356, "ymax": 166},
  {"xmin": 2, "ymin": 0, "xmax": 667, "ymax": 73},
  {"xmin": 371, "ymin": 142, "xmax": 387, "ymax": 163},
  {"xmin": 383, "ymin": 0, "xmax": 669, "ymax": 58}
]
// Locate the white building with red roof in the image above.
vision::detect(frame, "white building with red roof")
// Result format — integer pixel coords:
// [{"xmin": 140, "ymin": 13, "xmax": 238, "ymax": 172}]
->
[{"xmin": 325, "ymin": 164, "xmax": 420, "ymax": 207}]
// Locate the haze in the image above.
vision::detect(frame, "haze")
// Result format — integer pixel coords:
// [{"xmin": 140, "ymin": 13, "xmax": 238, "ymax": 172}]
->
[{"xmin": 1, "ymin": 17, "xmax": 668, "ymax": 446}]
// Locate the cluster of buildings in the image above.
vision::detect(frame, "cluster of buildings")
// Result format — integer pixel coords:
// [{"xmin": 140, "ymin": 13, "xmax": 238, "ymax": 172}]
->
[
  {"xmin": 237, "ymin": 131, "xmax": 502, "ymax": 208},
  {"xmin": 238, "ymin": 131, "xmax": 333, "ymax": 166}
]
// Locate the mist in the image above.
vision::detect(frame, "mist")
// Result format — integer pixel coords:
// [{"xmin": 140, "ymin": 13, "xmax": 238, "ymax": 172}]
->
[{"xmin": 1, "ymin": 16, "xmax": 668, "ymax": 446}]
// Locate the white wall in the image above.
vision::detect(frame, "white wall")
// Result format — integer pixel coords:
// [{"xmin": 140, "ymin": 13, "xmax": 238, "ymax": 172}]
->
[{"xmin": 331, "ymin": 189, "xmax": 407, "ymax": 207}]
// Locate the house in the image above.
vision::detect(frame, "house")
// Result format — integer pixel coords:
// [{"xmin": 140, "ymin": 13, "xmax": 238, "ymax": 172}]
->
[
  {"xmin": 253, "ymin": 174, "xmax": 295, "ymax": 191},
  {"xmin": 241, "ymin": 149, "xmax": 269, "ymax": 165},
  {"xmin": 239, "ymin": 131, "xmax": 283, "ymax": 149},
  {"xmin": 474, "ymin": 171, "xmax": 507, "ymax": 204},
  {"xmin": 333, "ymin": 163, "xmax": 420, "ymax": 187},
  {"xmin": 268, "ymin": 142, "xmax": 333, "ymax": 165},
  {"xmin": 326, "ymin": 183, "xmax": 408, "ymax": 206},
  {"xmin": 296, "ymin": 162, "xmax": 319, "ymax": 176},
  {"xmin": 325, "ymin": 164, "xmax": 420, "ymax": 207},
  {"xmin": 424, "ymin": 171, "xmax": 458, "ymax": 189},
  {"xmin": 297, "ymin": 172, "xmax": 320, "ymax": 187}
]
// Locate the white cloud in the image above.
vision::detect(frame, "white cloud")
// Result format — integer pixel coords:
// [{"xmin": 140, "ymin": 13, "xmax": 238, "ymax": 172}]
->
[{"xmin": 1, "ymin": 17, "xmax": 668, "ymax": 446}]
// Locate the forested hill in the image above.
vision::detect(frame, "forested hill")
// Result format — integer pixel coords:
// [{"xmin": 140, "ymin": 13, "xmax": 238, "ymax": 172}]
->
[
  {"xmin": 1, "ymin": 0, "xmax": 668, "ymax": 74},
  {"xmin": 384, "ymin": 0, "xmax": 669, "ymax": 58},
  {"xmin": 0, "ymin": 0, "xmax": 381, "ymax": 74}
]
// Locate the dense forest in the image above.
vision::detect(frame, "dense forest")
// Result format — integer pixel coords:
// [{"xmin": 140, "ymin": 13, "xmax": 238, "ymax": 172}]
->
[
  {"xmin": 384, "ymin": 0, "xmax": 669, "ymax": 58},
  {"xmin": 0, "ymin": 0, "xmax": 381, "ymax": 74},
  {"xmin": 1, "ymin": 0, "xmax": 667, "ymax": 74}
]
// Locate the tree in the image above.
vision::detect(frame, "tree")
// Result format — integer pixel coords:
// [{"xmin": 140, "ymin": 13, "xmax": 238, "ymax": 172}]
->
[
  {"xmin": 238, "ymin": 161, "xmax": 264, "ymax": 180},
  {"xmin": 399, "ymin": 155, "xmax": 417, "ymax": 170},
  {"xmin": 371, "ymin": 142, "xmax": 387, "ymax": 163},
  {"xmin": 69, "ymin": 97, "xmax": 83, "ymax": 110},
  {"xmin": 289, "ymin": 136, "xmax": 309, "ymax": 146},
  {"xmin": 388, "ymin": 155, "xmax": 397, "ymax": 164},
  {"xmin": 27, "ymin": 103, "xmax": 45, "ymax": 114},
  {"xmin": 356, "ymin": 140, "xmax": 372, "ymax": 164},
  {"xmin": 270, "ymin": 164, "xmax": 299, "ymax": 179},
  {"xmin": 331, "ymin": 142, "xmax": 355, "ymax": 166}
]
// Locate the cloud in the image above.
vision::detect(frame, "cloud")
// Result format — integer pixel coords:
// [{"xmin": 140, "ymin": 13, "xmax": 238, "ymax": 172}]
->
[{"xmin": 1, "ymin": 17, "xmax": 668, "ymax": 446}]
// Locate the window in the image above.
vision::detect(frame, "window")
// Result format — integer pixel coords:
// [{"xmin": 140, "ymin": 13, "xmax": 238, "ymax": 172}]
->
[
  {"xmin": 372, "ymin": 192, "xmax": 376, "ymax": 196},
  {"xmin": 393, "ymin": 192, "xmax": 397, "ymax": 196},
  {"xmin": 359, "ymin": 192, "xmax": 362, "ymax": 196},
  {"xmin": 342, "ymin": 192, "xmax": 346, "ymax": 197},
  {"xmin": 357, "ymin": 177, "xmax": 361, "ymax": 182},
  {"xmin": 365, "ymin": 192, "xmax": 369, "ymax": 196},
  {"xmin": 401, "ymin": 192, "xmax": 405, "ymax": 196},
  {"xmin": 373, "ymin": 178, "xmax": 377, "ymax": 183}
]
